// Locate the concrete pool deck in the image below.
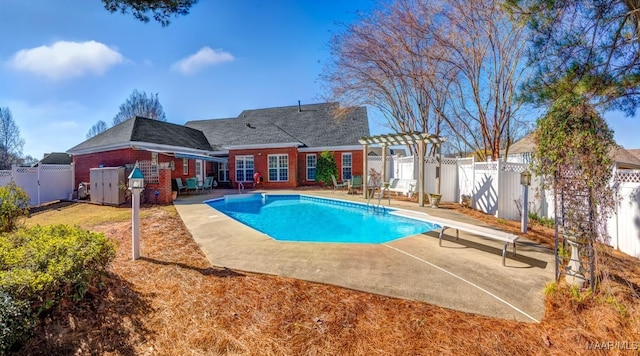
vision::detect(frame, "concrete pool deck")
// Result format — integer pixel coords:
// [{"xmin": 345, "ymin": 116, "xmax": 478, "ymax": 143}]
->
[{"xmin": 173, "ymin": 189, "xmax": 555, "ymax": 323}]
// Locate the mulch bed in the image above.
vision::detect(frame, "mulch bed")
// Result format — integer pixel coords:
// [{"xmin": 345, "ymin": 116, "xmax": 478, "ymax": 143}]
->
[{"xmin": 15, "ymin": 203, "xmax": 640, "ymax": 355}]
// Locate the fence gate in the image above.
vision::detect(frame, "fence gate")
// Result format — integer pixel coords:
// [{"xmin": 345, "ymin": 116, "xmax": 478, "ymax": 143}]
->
[{"xmin": 0, "ymin": 164, "xmax": 74, "ymax": 206}]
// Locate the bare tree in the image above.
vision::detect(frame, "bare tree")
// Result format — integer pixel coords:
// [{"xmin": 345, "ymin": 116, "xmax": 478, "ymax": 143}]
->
[
  {"xmin": 323, "ymin": 0, "xmax": 530, "ymax": 160},
  {"xmin": 86, "ymin": 120, "xmax": 108, "ymax": 139},
  {"xmin": 0, "ymin": 107, "xmax": 25, "ymax": 170},
  {"xmin": 113, "ymin": 89, "xmax": 167, "ymax": 126}
]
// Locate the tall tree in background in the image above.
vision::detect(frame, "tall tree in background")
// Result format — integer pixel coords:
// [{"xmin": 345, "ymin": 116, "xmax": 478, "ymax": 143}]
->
[
  {"xmin": 0, "ymin": 108, "xmax": 25, "ymax": 170},
  {"xmin": 506, "ymin": 0, "xmax": 640, "ymax": 115},
  {"xmin": 86, "ymin": 120, "xmax": 108, "ymax": 139},
  {"xmin": 102, "ymin": 0, "xmax": 198, "ymax": 26},
  {"xmin": 323, "ymin": 0, "xmax": 529, "ymax": 160},
  {"xmin": 112, "ymin": 89, "xmax": 167, "ymax": 126}
]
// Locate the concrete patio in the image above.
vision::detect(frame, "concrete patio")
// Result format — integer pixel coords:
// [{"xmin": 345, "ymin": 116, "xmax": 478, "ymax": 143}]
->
[{"xmin": 172, "ymin": 188, "xmax": 555, "ymax": 323}]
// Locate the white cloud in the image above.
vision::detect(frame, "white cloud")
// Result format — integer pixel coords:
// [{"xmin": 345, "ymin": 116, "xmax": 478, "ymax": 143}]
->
[
  {"xmin": 8, "ymin": 40, "xmax": 124, "ymax": 80},
  {"xmin": 172, "ymin": 47, "xmax": 234, "ymax": 75}
]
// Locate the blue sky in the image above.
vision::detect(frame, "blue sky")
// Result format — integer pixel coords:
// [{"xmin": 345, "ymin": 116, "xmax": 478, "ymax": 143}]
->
[{"xmin": 1, "ymin": 0, "xmax": 638, "ymax": 159}]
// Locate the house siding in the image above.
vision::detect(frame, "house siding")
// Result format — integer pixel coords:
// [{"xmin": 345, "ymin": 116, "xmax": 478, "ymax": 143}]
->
[
  {"xmin": 297, "ymin": 150, "xmax": 364, "ymax": 186},
  {"xmin": 73, "ymin": 148, "xmax": 201, "ymax": 204},
  {"xmin": 73, "ymin": 148, "xmax": 197, "ymax": 185},
  {"xmin": 226, "ymin": 147, "xmax": 363, "ymax": 189},
  {"xmin": 229, "ymin": 147, "xmax": 299, "ymax": 189}
]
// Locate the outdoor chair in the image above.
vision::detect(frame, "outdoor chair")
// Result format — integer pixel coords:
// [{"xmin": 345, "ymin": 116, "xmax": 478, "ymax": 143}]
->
[
  {"xmin": 331, "ymin": 174, "xmax": 348, "ymax": 194},
  {"xmin": 348, "ymin": 175, "xmax": 363, "ymax": 194},
  {"xmin": 202, "ymin": 176, "xmax": 214, "ymax": 192},
  {"xmin": 186, "ymin": 177, "xmax": 199, "ymax": 194},
  {"xmin": 175, "ymin": 178, "xmax": 187, "ymax": 194}
]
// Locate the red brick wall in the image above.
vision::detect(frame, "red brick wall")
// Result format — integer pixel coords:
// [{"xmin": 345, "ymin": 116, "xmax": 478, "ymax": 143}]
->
[
  {"xmin": 143, "ymin": 168, "xmax": 172, "ymax": 204},
  {"xmin": 73, "ymin": 148, "xmax": 202, "ymax": 188},
  {"xmin": 297, "ymin": 149, "xmax": 364, "ymax": 186},
  {"xmin": 227, "ymin": 147, "xmax": 363, "ymax": 189},
  {"xmin": 73, "ymin": 148, "xmax": 145, "ymax": 184},
  {"xmin": 229, "ymin": 147, "xmax": 299, "ymax": 189}
]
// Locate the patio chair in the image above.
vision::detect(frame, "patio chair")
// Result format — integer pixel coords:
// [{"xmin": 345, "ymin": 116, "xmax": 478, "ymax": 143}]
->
[
  {"xmin": 202, "ymin": 176, "xmax": 214, "ymax": 192},
  {"xmin": 186, "ymin": 177, "xmax": 199, "ymax": 194},
  {"xmin": 331, "ymin": 174, "xmax": 348, "ymax": 194},
  {"xmin": 175, "ymin": 178, "xmax": 187, "ymax": 194},
  {"xmin": 348, "ymin": 175, "xmax": 362, "ymax": 194}
]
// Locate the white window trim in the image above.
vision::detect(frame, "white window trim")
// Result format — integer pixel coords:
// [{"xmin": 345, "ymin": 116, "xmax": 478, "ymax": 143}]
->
[
  {"xmin": 235, "ymin": 155, "xmax": 255, "ymax": 182},
  {"xmin": 183, "ymin": 158, "xmax": 189, "ymax": 175},
  {"xmin": 342, "ymin": 152, "xmax": 352, "ymax": 180},
  {"xmin": 268, "ymin": 154, "xmax": 289, "ymax": 182},
  {"xmin": 306, "ymin": 154, "xmax": 317, "ymax": 181},
  {"xmin": 218, "ymin": 162, "xmax": 229, "ymax": 182}
]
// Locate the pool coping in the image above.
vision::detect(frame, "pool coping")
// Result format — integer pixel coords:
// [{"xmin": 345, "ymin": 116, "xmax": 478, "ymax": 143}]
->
[{"xmin": 173, "ymin": 189, "xmax": 555, "ymax": 323}]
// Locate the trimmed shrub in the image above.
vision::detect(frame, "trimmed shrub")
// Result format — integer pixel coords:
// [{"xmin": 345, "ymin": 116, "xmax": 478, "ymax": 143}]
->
[
  {"xmin": 0, "ymin": 292, "xmax": 35, "ymax": 353},
  {"xmin": 0, "ymin": 181, "xmax": 30, "ymax": 233},
  {"xmin": 0, "ymin": 225, "xmax": 115, "ymax": 351},
  {"xmin": 316, "ymin": 151, "xmax": 338, "ymax": 186},
  {"xmin": 0, "ymin": 225, "xmax": 116, "ymax": 306}
]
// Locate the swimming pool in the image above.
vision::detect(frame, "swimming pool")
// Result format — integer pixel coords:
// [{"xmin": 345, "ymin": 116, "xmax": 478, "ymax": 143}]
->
[{"xmin": 206, "ymin": 194, "xmax": 439, "ymax": 244}]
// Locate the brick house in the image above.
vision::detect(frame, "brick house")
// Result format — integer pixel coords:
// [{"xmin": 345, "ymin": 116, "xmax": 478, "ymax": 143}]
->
[
  {"xmin": 186, "ymin": 102, "xmax": 369, "ymax": 189},
  {"xmin": 67, "ymin": 116, "xmax": 224, "ymax": 203},
  {"xmin": 67, "ymin": 103, "xmax": 369, "ymax": 202}
]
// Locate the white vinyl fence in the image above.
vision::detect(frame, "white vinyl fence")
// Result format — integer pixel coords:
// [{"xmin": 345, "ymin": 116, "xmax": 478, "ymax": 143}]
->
[
  {"xmin": 367, "ymin": 156, "xmax": 393, "ymax": 181},
  {"xmin": 607, "ymin": 170, "xmax": 640, "ymax": 258},
  {"xmin": 0, "ymin": 164, "xmax": 74, "ymax": 206}
]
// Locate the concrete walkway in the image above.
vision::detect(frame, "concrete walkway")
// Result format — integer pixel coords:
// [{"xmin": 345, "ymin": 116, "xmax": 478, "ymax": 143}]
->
[{"xmin": 173, "ymin": 189, "xmax": 554, "ymax": 323}]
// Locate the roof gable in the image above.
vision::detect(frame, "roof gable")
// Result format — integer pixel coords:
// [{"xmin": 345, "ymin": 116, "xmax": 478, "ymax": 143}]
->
[
  {"xmin": 68, "ymin": 116, "xmax": 213, "ymax": 154},
  {"xmin": 506, "ymin": 133, "xmax": 640, "ymax": 168},
  {"xmin": 40, "ymin": 152, "xmax": 72, "ymax": 165},
  {"xmin": 186, "ymin": 102, "xmax": 369, "ymax": 149}
]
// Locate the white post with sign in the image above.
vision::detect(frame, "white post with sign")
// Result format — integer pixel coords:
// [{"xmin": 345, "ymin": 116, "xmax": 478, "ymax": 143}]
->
[{"xmin": 128, "ymin": 163, "xmax": 145, "ymax": 260}]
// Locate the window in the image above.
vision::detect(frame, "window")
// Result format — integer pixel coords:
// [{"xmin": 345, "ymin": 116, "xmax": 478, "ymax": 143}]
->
[
  {"xmin": 235, "ymin": 155, "xmax": 254, "ymax": 181},
  {"xmin": 268, "ymin": 154, "xmax": 288, "ymax": 181},
  {"xmin": 306, "ymin": 154, "xmax": 316, "ymax": 181},
  {"xmin": 151, "ymin": 152, "xmax": 158, "ymax": 165},
  {"xmin": 195, "ymin": 160, "xmax": 203, "ymax": 180},
  {"xmin": 183, "ymin": 159, "xmax": 189, "ymax": 175},
  {"xmin": 218, "ymin": 162, "xmax": 229, "ymax": 182},
  {"xmin": 342, "ymin": 153, "xmax": 352, "ymax": 180}
]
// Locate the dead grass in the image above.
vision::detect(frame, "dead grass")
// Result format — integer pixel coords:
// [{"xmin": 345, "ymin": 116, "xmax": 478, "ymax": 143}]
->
[{"xmin": 14, "ymin": 201, "xmax": 640, "ymax": 355}]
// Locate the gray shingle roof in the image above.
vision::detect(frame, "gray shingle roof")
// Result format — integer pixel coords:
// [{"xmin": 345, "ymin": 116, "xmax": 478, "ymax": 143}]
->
[
  {"xmin": 186, "ymin": 102, "xmax": 369, "ymax": 149},
  {"xmin": 40, "ymin": 152, "xmax": 72, "ymax": 164},
  {"xmin": 68, "ymin": 116, "xmax": 213, "ymax": 153}
]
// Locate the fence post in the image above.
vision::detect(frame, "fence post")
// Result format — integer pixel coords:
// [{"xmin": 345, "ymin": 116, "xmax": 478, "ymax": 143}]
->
[
  {"xmin": 496, "ymin": 159, "xmax": 501, "ymax": 217},
  {"xmin": 37, "ymin": 164, "xmax": 41, "ymax": 206},
  {"xmin": 471, "ymin": 156, "xmax": 476, "ymax": 209}
]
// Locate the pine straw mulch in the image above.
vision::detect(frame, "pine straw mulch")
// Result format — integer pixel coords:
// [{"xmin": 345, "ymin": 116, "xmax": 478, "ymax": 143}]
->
[{"xmin": 16, "ymin": 204, "xmax": 640, "ymax": 355}]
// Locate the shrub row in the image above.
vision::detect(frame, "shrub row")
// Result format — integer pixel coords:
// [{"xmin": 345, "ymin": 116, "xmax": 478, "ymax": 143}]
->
[{"xmin": 0, "ymin": 224, "xmax": 116, "ymax": 352}]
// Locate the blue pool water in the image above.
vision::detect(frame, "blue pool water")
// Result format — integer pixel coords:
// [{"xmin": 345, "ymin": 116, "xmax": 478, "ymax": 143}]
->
[{"xmin": 207, "ymin": 194, "xmax": 439, "ymax": 244}]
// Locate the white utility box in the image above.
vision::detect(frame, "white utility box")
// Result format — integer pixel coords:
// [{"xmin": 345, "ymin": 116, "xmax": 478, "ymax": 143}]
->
[{"xmin": 90, "ymin": 167, "xmax": 126, "ymax": 205}]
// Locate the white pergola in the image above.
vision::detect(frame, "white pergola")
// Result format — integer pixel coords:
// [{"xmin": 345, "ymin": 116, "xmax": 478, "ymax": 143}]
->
[{"xmin": 359, "ymin": 132, "xmax": 446, "ymax": 207}]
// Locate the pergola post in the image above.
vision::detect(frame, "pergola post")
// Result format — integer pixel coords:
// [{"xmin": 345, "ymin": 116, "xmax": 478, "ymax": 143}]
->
[
  {"xmin": 436, "ymin": 144, "xmax": 442, "ymax": 195},
  {"xmin": 381, "ymin": 144, "xmax": 387, "ymax": 183},
  {"xmin": 363, "ymin": 143, "xmax": 368, "ymax": 199},
  {"xmin": 358, "ymin": 132, "xmax": 446, "ymax": 207},
  {"xmin": 418, "ymin": 140, "xmax": 425, "ymax": 207}
]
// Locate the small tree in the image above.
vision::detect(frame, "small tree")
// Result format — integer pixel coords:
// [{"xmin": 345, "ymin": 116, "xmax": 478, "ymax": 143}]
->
[
  {"xmin": 532, "ymin": 94, "xmax": 616, "ymax": 290},
  {"xmin": 86, "ymin": 120, "xmax": 108, "ymax": 139},
  {"xmin": 0, "ymin": 107, "xmax": 25, "ymax": 170},
  {"xmin": 0, "ymin": 181, "xmax": 30, "ymax": 233},
  {"xmin": 112, "ymin": 89, "xmax": 167, "ymax": 126},
  {"xmin": 316, "ymin": 151, "xmax": 338, "ymax": 186}
]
